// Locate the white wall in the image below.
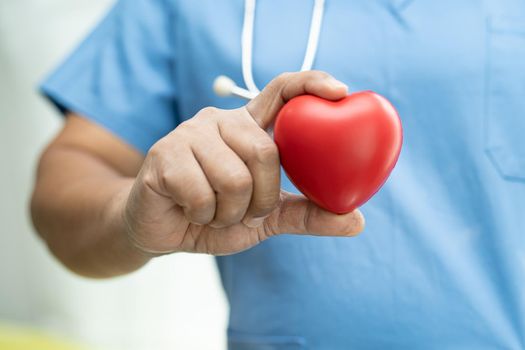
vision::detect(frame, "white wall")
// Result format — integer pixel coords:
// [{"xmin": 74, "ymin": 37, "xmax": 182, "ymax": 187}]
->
[{"xmin": 0, "ymin": 1, "xmax": 228, "ymax": 349}]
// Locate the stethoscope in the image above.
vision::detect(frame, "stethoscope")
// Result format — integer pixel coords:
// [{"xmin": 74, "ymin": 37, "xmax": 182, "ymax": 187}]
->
[{"xmin": 213, "ymin": 0, "xmax": 326, "ymax": 100}]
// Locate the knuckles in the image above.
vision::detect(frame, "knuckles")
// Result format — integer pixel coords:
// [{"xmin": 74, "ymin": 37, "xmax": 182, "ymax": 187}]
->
[
  {"xmin": 143, "ymin": 141, "xmax": 172, "ymax": 190},
  {"xmin": 147, "ymin": 140, "xmax": 167, "ymax": 160},
  {"xmin": 251, "ymin": 138, "xmax": 279, "ymax": 164},
  {"xmin": 141, "ymin": 104, "xmax": 284, "ymax": 228},
  {"xmin": 198, "ymin": 106, "xmax": 220, "ymax": 115},
  {"xmin": 194, "ymin": 106, "xmax": 221, "ymax": 123},
  {"xmin": 215, "ymin": 170, "xmax": 253, "ymax": 196},
  {"xmin": 186, "ymin": 191, "xmax": 215, "ymax": 214},
  {"xmin": 274, "ymin": 72, "xmax": 293, "ymax": 84},
  {"xmin": 310, "ymin": 70, "xmax": 331, "ymax": 80},
  {"xmin": 268, "ymin": 72, "xmax": 293, "ymax": 92},
  {"xmin": 174, "ymin": 106, "xmax": 224, "ymax": 135},
  {"xmin": 272, "ymin": 70, "xmax": 330, "ymax": 86}
]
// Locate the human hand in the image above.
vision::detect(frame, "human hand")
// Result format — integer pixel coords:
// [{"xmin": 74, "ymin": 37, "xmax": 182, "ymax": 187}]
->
[{"xmin": 123, "ymin": 71, "xmax": 365, "ymax": 256}]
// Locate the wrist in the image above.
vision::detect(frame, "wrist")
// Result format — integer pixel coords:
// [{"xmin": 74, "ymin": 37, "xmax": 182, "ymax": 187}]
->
[{"xmin": 107, "ymin": 180, "xmax": 154, "ymax": 267}]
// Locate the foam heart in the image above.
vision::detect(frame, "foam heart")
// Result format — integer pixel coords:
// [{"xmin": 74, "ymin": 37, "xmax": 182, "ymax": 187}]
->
[{"xmin": 274, "ymin": 92, "xmax": 403, "ymax": 214}]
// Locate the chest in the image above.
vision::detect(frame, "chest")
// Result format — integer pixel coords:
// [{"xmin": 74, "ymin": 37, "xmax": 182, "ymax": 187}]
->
[
  {"xmin": 171, "ymin": 0, "xmax": 525, "ymax": 186},
  {"xmin": 171, "ymin": 0, "xmax": 525, "ymax": 109}
]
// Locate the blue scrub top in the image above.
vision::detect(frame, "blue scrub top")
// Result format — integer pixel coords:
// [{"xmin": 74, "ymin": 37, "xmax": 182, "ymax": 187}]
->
[{"xmin": 41, "ymin": 0, "xmax": 525, "ymax": 348}]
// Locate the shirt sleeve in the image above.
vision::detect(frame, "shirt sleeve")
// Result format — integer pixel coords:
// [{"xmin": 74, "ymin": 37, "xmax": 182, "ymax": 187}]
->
[{"xmin": 40, "ymin": 0, "xmax": 179, "ymax": 154}]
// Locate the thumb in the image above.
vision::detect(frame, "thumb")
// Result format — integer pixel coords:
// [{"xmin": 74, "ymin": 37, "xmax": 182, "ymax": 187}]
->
[
  {"xmin": 266, "ymin": 191, "xmax": 365, "ymax": 237},
  {"xmin": 246, "ymin": 71, "xmax": 348, "ymax": 129}
]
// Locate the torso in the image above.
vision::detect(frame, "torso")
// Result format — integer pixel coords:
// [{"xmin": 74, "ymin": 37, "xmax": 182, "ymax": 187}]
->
[{"xmin": 170, "ymin": 0, "xmax": 525, "ymax": 348}]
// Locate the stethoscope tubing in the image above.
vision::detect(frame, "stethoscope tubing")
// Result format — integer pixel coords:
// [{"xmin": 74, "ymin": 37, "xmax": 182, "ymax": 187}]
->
[{"xmin": 213, "ymin": 0, "xmax": 325, "ymax": 100}]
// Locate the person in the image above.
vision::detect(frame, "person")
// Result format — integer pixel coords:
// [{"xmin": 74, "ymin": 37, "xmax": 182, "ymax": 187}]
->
[{"xmin": 31, "ymin": 0, "xmax": 525, "ymax": 348}]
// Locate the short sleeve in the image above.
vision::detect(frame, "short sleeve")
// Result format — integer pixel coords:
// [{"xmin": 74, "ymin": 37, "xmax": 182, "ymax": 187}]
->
[{"xmin": 40, "ymin": 0, "xmax": 179, "ymax": 154}]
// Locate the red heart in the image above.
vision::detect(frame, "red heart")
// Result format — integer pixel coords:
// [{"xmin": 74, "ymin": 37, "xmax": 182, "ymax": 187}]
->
[{"xmin": 274, "ymin": 92, "xmax": 403, "ymax": 214}]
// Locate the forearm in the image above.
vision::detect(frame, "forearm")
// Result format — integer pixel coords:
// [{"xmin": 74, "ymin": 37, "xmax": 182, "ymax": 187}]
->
[{"xmin": 31, "ymin": 143, "xmax": 150, "ymax": 278}]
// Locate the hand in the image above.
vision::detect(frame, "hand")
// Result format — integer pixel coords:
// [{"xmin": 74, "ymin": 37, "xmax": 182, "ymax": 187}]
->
[{"xmin": 123, "ymin": 71, "xmax": 365, "ymax": 256}]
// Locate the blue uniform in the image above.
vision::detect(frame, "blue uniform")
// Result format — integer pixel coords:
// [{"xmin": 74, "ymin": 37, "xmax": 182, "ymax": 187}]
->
[{"xmin": 42, "ymin": 0, "xmax": 525, "ymax": 348}]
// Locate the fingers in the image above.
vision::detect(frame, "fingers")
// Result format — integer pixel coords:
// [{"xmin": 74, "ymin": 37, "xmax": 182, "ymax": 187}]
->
[
  {"xmin": 150, "ymin": 70, "xmax": 349, "ymax": 232},
  {"xmin": 246, "ymin": 71, "xmax": 348, "ymax": 129},
  {"xmin": 265, "ymin": 191, "xmax": 365, "ymax": 237},
  {"xmin": 150, "ymin": 143, "xmax": 217, "ymax": 225},
  {"xmin": 219, "ymin": 111, "xmax": 281, "ymax": 227},
  {"xmin": 154, "ymin": 105, "xmax": 280, "ymax": 229},
  {"xmin": 191, "ymin": 125, "xmax": 254, "ymax": 228}
]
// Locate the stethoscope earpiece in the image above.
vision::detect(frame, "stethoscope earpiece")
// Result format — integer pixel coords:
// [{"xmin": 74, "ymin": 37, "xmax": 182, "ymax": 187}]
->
[{"xmin": 213, "ymin": 75, "xmax": 256, "ymax": 100}]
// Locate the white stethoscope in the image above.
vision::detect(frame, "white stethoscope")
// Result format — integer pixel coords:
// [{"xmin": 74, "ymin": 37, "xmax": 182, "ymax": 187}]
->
[{"xmin": 213, "ymin": 0, "xmax": 326, "ymax": 100}]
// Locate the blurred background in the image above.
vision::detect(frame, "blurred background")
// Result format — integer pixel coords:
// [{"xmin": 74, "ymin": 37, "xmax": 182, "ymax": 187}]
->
[{"xmin": 0, "ymin": 1, "xmax": 228, "ymax": 349}]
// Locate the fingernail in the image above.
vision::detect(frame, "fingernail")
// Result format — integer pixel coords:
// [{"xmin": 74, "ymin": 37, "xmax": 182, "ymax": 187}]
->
[
  {"xmin": 333, "ymin": 81, "xmax": 348, "ymax": 91},
  {"xmin": 243, "ymin": 216, "xmax": 266, "ymax": 228},
  {"xmin": 209, "ymin": 221, "xmax": 227, "ymax": 229},
  {"xmin": 348, "ymin": 210, "xmax": 365, "ymax": 236}
]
